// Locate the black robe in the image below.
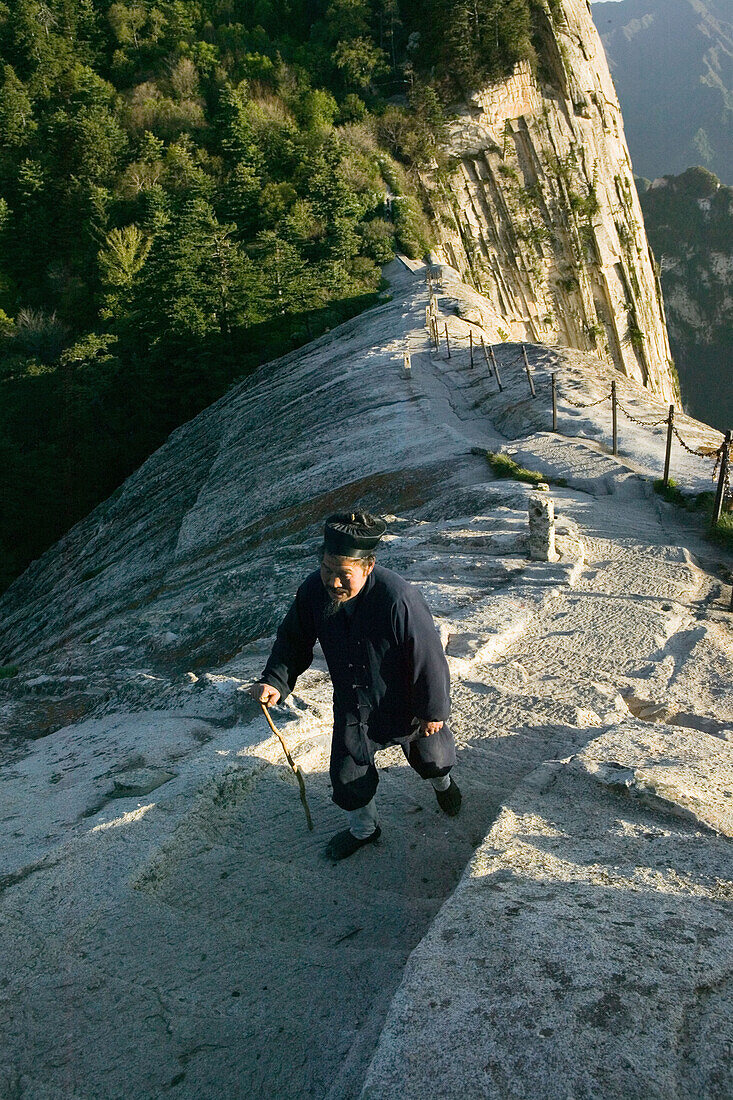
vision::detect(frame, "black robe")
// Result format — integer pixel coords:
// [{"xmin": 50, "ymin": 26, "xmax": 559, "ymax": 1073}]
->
[{"xmin": 261, "ymin": 564, "xmax": 451, "ymax": 752}]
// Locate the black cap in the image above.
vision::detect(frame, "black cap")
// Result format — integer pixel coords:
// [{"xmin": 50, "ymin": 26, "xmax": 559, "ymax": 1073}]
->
[{"xmin": 323, "ymin": 512, "xmax": 386, "ymax": 558}]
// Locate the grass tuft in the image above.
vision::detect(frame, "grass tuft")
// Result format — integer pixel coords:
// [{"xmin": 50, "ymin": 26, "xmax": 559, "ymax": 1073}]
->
[
  {"xmin": 486, "ymin": 452, "xmax": 546, "ymax": 485},
  {"xmin": 482, "ymin": 451, "xmax": 568, "ymax": 488},
  {"xmin": 709, "ymin": 511, "xmax": 733, "ymax": 550},
  {"xmin": 0, "ymin": 664, "xmax": 18, "ymax": 678},
  {"xmin": 653, "ymin": 478, "xmax": 687, "ymax": 507},
  {"xmin": 654, "ymin": 480, "xmax": 733, "ymax": 548}
]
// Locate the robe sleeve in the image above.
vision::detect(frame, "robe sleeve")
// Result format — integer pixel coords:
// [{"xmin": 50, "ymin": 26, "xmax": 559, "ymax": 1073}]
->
[
  {"xmin": 260, "ymin": 585, "xmax": 317, "ymax": 701},
  {"xmin": 392, "ymin": 589, "xmax": 451, "ymax": 722}
]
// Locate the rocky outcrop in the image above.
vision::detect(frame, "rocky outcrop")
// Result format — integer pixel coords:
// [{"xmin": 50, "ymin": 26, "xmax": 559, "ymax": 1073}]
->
[
  {"xmin": 425, "ymin": 0, "xmax": 677, "ymax": 400},
  {"xmin": 0, "ymin": 260, "xmax": 719, "ymax": 704},
  {"xmin": 360, "ymin": 726, "xmax": 733, "ymax": 1100},
  {"xmin": 0, "ymin": 260, "xmax": 730, "ymax": 1099}
]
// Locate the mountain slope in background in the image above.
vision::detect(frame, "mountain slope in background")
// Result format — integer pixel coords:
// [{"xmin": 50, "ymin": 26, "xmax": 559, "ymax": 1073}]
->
[
  {"xmin": 0, "ymin": 0, "xmax": 679, "ymax": 595},
  {"xmin": 639, "ymin": 167, "xmax": 733, "ymax": 433},
  {"xmin": 594, "ymin": 0, "xmax": 733, "ymax": 185}
]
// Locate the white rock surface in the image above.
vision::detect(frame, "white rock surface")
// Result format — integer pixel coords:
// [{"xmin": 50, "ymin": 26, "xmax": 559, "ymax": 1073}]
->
[
  {"xmin": 0, "ymin": 259, "xmax": 731, "ymax": 1099},
  {"xmin": 361, "ymin": 728, "xmax": 733, "ymax": 1100}
]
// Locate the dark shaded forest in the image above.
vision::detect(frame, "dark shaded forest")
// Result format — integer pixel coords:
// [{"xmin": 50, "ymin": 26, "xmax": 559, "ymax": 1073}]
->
[
  {"xmin": 0, "ymin": 0, "xmax": 542, "ymax": 592},
  {"xmin": 638, "ymin": 167, "xmax": 733, "ymax": 432}
]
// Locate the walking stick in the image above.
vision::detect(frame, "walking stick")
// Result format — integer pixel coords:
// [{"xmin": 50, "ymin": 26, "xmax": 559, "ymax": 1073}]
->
[{"xmin": 260, "ymin": 703, "xmax": 314, "ymax": 831}]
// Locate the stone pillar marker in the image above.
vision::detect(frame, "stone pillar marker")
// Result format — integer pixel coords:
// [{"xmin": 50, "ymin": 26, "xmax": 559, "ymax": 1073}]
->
[{"xmin": 528, "ymin": 489, "xmax": 558, "ymax": 561}]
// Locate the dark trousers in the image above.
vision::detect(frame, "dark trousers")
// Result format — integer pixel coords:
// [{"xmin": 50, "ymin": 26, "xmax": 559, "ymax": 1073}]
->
[{"xmin": 329, "ymin": 722, "xmax": 456, "ymax": 811}]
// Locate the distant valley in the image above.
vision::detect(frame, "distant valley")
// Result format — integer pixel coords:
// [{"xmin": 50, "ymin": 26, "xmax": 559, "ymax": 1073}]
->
[{"xmin": 594, "ymin": 0, "xmax": 732, "ymax": 185}]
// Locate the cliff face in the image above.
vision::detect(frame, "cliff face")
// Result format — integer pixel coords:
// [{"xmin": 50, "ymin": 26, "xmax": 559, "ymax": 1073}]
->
[{"xmin": 425, "ymin": 0, "xmax": 677, "ymax": 401}]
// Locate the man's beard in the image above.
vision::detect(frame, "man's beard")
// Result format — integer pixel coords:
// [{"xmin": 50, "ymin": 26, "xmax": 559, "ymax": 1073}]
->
[{"xmin": 323, "ymin": 594, "xmax": 345, "ymax": 619}]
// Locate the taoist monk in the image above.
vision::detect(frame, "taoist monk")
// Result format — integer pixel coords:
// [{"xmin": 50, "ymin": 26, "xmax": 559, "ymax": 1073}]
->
[{"xmin": 249, "ymin": 511, "xmax": 461, "ymax": 861}]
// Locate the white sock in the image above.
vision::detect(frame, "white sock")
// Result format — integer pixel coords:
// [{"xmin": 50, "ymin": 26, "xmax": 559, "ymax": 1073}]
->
[
  {"xmin": 430, "ymin": 774, "xmax": 451, "ymax": 792},
  {"xmin": 348, "ymin": 797, "xmax": 379, "ymax": 839}
]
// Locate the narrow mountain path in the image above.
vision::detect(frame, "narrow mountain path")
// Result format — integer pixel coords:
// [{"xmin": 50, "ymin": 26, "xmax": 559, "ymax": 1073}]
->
[
  {"xmin": 97, "ymin": 482, "xmax": 729, "ymax": 1099},
  {"xmin": 2, "ymin": 461, "xmax": 731, "ymax": 1099}
]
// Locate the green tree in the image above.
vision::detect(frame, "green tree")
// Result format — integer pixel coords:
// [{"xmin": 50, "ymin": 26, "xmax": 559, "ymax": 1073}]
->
[
  {"xmin": 0, "ymin": 64, "xmax": 35, "ymax": 147},
  {"xmin": 332, "ymin": 36, "xmax": 388, "ymax": 90},
  {"xmin": 294, "ymin": 87, "xmax": 338, "ymax": 132},
  {"xmin": 325, "ymin": 0, "xmax": 372, "ymax": 43},
  {"xmin": 98, "ymin": 224, "xmax": 152, "ymax": 320},
  {"xmin": 251, "ymin": 229, "xmax": 318, "ymax": 316},
  {"xmin": 139, "ymin": 198, "xmax": 259, "ymax": 341},
  {"xmin": 214, "ymin": 82, "xmax": 262, "ymax": 168}
]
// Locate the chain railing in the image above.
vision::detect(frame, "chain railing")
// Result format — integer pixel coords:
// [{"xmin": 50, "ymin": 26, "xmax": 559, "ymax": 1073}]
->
[
  {"xmin": 671, "ymin": 423, "xmax": 721, "ymax": 460},
  {"xmin": 417, "ymin": 289, "xmax": 731, "ymax": 532},
  {"xmin": 615, "ymin": 400, "xmax": 668, "ymax": 429},
  {"xmin": 563, "ymin": 391, "xmax": 613, "ymax": 410}
]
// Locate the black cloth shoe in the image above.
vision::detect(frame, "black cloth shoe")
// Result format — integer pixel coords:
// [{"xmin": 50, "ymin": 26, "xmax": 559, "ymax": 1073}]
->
[
  {"xmin": 325, "ymin": 826, "xmax": 381, "ymax": 862},
  {"xmin": 435, "ymin": 777, "xmax": 462, "ymax": 816}
]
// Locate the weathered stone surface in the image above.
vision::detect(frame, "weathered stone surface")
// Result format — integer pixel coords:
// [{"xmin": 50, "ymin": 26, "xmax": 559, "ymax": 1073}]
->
[
  {"xmin": 528, "ymin": 491, "xmax": 558, "ymax": 561},
  {"xmin": 573, "ymin": 726, "xmax": 733, "ymax": 837},
  {"xmin": 0, "ymin": 8, "xmax": 727, "ymax": 1096},
  {"xmin": 4, "ymin": 259, "xmax": 709, "ymax": 713},
  {"xmin": 0, "ymin": 260, "xmax": 730, "ymax": 1098},
  {"xmin": 360, "ymin": 726, "xmax": 733, "ymax": 1100}
]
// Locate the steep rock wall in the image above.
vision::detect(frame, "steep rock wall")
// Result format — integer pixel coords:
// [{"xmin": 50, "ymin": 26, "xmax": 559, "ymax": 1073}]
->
[{"xmin": 425, "ymin": 0, "xmax": 677, "ymax": 402}]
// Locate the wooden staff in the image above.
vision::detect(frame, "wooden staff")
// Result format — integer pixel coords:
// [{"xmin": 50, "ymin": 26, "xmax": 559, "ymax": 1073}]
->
[{"xmin": 260, "ymin": 703, "xmax": 314, "ymax": 831}]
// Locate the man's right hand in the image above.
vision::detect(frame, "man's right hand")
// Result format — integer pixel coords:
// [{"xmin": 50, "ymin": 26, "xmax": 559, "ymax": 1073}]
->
[{"xmin": 248, "ymin": 682, "xmax": 281, "ymax": 707}]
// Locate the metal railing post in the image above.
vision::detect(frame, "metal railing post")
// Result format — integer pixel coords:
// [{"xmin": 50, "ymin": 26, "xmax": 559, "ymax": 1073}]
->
[
  {"xmin": 522, "ymin": 345, "xmax": 536, "ymax": 398},
  {"xmin": 481, "ymin": 335, "xmax": 491, "ymax": 373},
  {"xmin": 663, "ymin": 405, "xmax": 675, "ymax": 487},
  {"xmin": 490, "ymin": 346, "xmax": 503, "ymax": 391},
  {"xmin": 712, "ymin": 430, "xmax": 731, "ymax": 526}
]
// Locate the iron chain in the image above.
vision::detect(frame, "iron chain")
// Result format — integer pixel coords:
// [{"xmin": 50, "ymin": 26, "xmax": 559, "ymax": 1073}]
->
[
  {"xmin": 712, "ymin": 442, "xmax": 730, "ymax": 484},
  {"xmin": 615, "ymin": 400, "xmax": 668, "ymax": 428},
  {"xmin": 562, "ymin": 390, "xmax": 613, "ymax": 410},
  {"xmin": 672, "ymin": 425, "xmax": 721, "ymax": 464},
  {"xmin": 427, "ymin": 330, "xmax": 727, "ymax": 492}
]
